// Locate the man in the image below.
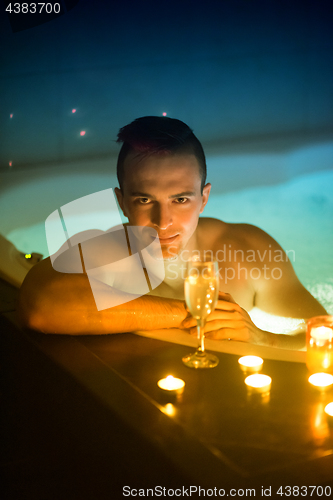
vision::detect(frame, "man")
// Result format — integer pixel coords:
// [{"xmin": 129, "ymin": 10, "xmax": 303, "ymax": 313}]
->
[{"xmin": 18, "ymin": 116, "xmax": 326, "ymax": 348}]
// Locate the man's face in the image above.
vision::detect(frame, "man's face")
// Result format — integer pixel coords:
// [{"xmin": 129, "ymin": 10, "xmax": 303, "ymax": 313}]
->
[{"xmin": 115, "ymin": 152, "xmax": 211, "ymax": 259}]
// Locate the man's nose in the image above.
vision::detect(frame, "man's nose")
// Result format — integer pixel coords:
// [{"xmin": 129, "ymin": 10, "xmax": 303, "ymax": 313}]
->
[{"xmin": 152, "ymin": 204, "xmax": 172, "ymax": 230}]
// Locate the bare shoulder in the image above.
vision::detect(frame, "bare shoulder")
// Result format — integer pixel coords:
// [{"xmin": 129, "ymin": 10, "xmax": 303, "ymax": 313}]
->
[
  {"xmin": 228, "ymin": 223, "xmax": 284, "ymax": 251},
  {"xmin": 198, "ymin": 217, "xmax": 282, "ymax": 252},
  {"xmin": 197, "ymin": 217, "xmax": 228, "ymax": 240}
]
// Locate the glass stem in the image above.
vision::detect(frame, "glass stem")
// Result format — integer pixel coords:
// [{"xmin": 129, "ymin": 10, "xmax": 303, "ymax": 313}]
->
[{"xmin": 197, "ymin": 319, "xmax": 206, "ymax": 354}]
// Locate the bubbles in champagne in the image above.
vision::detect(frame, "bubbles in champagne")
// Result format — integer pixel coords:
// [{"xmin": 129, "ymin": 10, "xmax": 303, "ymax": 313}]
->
[{"xmin": 185, "ymin": 275, "xmax": 218, "ymax": 320}]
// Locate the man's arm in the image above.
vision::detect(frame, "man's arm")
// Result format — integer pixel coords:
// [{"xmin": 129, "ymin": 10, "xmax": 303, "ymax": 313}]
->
[
  {"xmin": 181, "ymin": 225, "xmax": 327, "ymax": 349},
  {"xmin": 18, "ymin": 257, "xmax": 187, "ymax": 335},
  {"xmin": 181, "ymin": 291, "xmax": 313, "ymax": 350},
  {"xmin": 252, "ymin": 226, "xmax": 327, "ymax": 319}
]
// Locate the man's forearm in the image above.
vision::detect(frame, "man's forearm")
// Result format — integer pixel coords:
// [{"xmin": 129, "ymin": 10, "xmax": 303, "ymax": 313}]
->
[
  {"xmin": 45, "ymin": 294, "xmax": 187, "ymax": 335},
  {"xmin": 258, "ymin": 327, "xmax": 306, "ymax": 350},
  {"xmin": 19, "ymin": 267, "xmax": 188, "ymax": 335}
]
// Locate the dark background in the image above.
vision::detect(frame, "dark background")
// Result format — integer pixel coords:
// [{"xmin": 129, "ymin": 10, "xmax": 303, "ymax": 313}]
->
[{"xmin": 1, "ymin": 0, "xmax": 332, "ymax": 169}]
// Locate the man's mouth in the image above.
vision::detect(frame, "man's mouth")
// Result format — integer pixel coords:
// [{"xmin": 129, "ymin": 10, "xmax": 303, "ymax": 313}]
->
[{"xmin": 158, "ymin": 234, "xmax": 179, "ymax": 244}]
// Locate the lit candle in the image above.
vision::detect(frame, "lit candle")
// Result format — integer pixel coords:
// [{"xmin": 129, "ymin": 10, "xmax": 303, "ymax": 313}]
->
[
  {"xmin": 157, "ymin": 375, "xmax": 185, "ymax": 394},
  {"xmin": 238, "ymin": 356, "xmax": 263, "ymax": 373},
  {"xmin": 311, "ymin": 326, "xmax": 333, "ymax": 344},
  {"xmin": 245, "ymin": 374, "xmax": 272, "ymax": 394},
  {"xmin": 307, "ymin": 318, "xmax": 333, "ymax": 374},
  {"xmin": 308, "ymin": 373, "xmax": 333, "ymax": 389}
]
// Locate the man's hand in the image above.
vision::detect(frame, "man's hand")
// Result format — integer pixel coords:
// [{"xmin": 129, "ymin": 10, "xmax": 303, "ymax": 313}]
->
[
  {"xmin": 181, "ymin": 292, "xmax": 270, "ymax": 346},
  {"xmin": 181, "ymin": 292, "xmax": 309, "ymax": 349}
]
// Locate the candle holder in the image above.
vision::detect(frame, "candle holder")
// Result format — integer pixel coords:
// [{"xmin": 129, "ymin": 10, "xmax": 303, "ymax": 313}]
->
[
  {"xmin": 308, "ymin": 373, "xmax": 333, "ymax": 391},
  {"xmin": 306, "ymin": 315, "xmax": 333, "ymax": 374},
  {"xmin": 244, "ymin": 374, "xmax": 272, "ymax": 395},
  {"xmin": 238, "ymin": 355, "xmax": 263, "ymax": 374},
  {"xmin": 157, "ymin": 375, "xmax": 185, "ymax": 402}
]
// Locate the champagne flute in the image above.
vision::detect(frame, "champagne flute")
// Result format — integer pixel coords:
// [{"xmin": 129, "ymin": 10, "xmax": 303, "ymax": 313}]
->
[{"xmin": 182, "ymin": 257, "xmax": 220, "ymax": 369}]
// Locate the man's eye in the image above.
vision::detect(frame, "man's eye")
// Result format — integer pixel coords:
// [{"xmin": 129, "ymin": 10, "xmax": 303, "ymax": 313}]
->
[
  {"xmin": 138, "ymin": 198, "xmax": 150, "ymax": 204},
  {"xmin": 175, "ymin": 197, "xmax": 188, "ymax": 204}
]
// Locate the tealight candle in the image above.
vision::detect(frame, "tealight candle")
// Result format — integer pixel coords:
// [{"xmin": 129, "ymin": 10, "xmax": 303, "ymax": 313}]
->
[
  {"xmin": 245, "ymin": 374, "xmax": 272, "ymax": 394},
  {"xmin": 308, "ymin": 373, "xmax": 333, "ymax": 389},
  {"xmin": 238, "ymin": 356, "xmax": 263, "ymax": 373},
  {"xmin": 157, "ymin": 375, "xmax": 185, "ymax": 394}
]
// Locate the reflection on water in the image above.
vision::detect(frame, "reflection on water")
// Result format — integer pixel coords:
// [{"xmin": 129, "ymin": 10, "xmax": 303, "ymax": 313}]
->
[{"xmin": 311, "ymin": 402, "xmax": 330, "ymax": 446}]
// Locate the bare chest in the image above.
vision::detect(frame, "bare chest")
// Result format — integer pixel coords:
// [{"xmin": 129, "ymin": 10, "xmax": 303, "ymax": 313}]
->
[{"xmin": 151, "ymin": 259, "xmax": 255, "ymax": 311}]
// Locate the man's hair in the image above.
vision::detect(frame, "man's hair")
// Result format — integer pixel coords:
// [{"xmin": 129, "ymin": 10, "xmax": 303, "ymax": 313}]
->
[{"xmin": 116, "ymin": 116, "xmax": 207, "ymax": 193}]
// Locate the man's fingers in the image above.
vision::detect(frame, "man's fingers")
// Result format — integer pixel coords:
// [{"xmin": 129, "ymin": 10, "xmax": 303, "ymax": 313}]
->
[
  {"xmin": 205, "ymin": 328, "xmax": 243, "ymax": 341},
  {"xmin": 207, "ymin": 310, "xmax": 244, "ymax": 322},
  {"xmin": 189, "ymin": 320, "xmax": 244, "ymax": 337},
  {"xmin": 187, "ymin": 324, "xmax": 241, "ymax": 341},
  {"xmin": 215, "ymin": 299, "xmax": 240, "ymax": 312},
  {"xmin": 204, "ymin": 319, "xmax": 244, "ymax": 334},
  {"xmin": 182, "ymin": 305, "xmax": 243, "ymax": 328},
  {"xmin": 218, "ymin": 291, "xmax": 236, "ymax": 303},
  {"xmin": 181, "ymin": 293, "xmax": 237, "ymax": 328}
]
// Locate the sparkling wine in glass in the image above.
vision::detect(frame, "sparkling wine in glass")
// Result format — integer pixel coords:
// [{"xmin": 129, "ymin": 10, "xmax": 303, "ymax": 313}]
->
[{"xmin": 182, "ymin": 258, "xmax": 220, "ymax": 369}]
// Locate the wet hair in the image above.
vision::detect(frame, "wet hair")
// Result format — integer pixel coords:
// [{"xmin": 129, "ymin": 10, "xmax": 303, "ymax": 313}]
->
[{"xmin": 116, "ymin": 116, "xmax": 207, "ymax": 193}]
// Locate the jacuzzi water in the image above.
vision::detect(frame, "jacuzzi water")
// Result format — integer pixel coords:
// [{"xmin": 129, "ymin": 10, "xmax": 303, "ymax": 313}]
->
[{"xmin": 4, "ymin": 169, "xmax": 333, "ymax": 314}]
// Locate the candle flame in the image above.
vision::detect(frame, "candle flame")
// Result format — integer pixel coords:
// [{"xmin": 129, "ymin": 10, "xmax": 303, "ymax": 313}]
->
[
  {"xmin": 239, "ymin": 356, "xmax": 263, "ymax": 368},
  {"xmin": 308, "ymin": 373, "xmax": 333, "ymax": 388},
  {"xmin": 245, "ymin": 374, "xmax": 271, "ymax": 389}
]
